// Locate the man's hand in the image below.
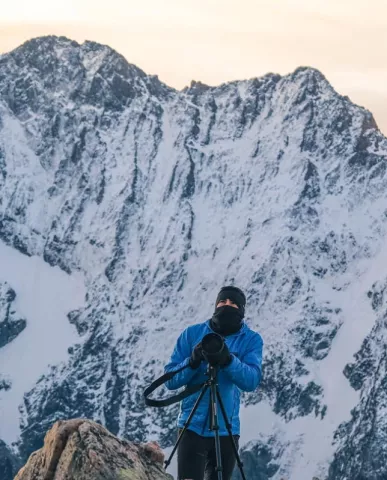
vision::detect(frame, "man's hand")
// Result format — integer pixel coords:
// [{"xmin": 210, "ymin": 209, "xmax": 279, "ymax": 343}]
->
[
  {"xmin": 189, "ymin": 342, "xmax": 204, "ymax": 369},
  {"xmin": 203, "ymin": 340, "xmax": 232, "ymax": 368},
  {"xmin": 215, "ymin": 342, "xmax": 232, "ymax": 368}
]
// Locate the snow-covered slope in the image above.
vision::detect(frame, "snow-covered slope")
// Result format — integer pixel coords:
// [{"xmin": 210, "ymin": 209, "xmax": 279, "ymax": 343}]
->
[
  {"xmin": 0, "ymin": 241, "xmax": 85, "ymax": 443},
  {"xmin": 1, "ymin": 35, "xmax": 387, "ymax": 480}
]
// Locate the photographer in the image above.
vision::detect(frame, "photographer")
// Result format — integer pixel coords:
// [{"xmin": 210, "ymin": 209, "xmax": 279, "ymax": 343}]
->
[{"xmin": 164, "ymin": 286, "xmax": 263, "ymax": 480}]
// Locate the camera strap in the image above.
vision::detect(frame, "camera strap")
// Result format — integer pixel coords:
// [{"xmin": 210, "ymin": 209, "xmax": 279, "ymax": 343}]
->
[{"xmin": 144, "ymin": 365, "xmax": 206, "ymax": 407}]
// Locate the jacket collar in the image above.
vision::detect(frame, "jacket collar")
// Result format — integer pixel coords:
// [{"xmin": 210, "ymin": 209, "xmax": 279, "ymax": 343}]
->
[{"xmin": 205, "ymin": 319, "xmax": 247, "ymax": 337}]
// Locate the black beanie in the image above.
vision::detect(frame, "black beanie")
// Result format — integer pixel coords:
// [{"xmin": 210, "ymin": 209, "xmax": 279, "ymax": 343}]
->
[{"xmin": 215, "ymin": 286, "xmax": 246, "ymax": 318}]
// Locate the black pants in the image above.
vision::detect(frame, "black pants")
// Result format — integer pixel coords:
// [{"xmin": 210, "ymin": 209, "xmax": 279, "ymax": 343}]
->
[{"xmin": 177, "ymin": 428, "xmax": 240, "ymax": 480}]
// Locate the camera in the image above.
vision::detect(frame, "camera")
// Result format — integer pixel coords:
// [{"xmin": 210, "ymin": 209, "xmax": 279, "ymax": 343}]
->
[{"xmin": 201, "ymin": 333, "xmax": 225, "ymax": 365}]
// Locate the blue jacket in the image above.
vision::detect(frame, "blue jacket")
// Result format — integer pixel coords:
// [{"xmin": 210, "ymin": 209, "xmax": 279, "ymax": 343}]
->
[{"xmin": 164, "ymin": 320, "xmax": 263, "ymax": 437}]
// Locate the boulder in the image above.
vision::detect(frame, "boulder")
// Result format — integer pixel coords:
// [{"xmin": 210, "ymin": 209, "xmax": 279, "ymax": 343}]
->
[{"xmin": 14, "ymin": 419, "xmax": 172, "ymax": 480}]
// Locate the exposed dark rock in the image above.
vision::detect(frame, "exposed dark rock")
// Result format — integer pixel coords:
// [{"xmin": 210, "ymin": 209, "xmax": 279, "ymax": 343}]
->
[
  {"xmin": 233, "ymin": 437, "xmax": 282, "ymax": 480},
  {"xmin": 0, "ymin": 282, "xmax": 27, "ymax": 348},
  {"xmin": 0, "ymin": 439, "xmax": 20, "ymax": 480}
]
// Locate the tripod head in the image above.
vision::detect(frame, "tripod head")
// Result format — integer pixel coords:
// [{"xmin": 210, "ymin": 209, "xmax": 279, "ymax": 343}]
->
[{"xmin": 206, "ymin": 364, "xmax": 220, "ymax": 382}]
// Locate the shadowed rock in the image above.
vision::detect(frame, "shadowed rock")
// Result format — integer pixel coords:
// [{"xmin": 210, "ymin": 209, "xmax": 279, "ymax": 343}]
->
[
  {"xmin": 0, "ymin": 282, "xmax": 27, "ymax": 348},
  {"xmin": 14, "ymin": 419, "xmax": 172, "ymax": 480}
]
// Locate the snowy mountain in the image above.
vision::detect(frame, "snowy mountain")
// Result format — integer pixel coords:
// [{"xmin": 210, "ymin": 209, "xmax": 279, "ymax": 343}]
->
[{"xmin": 1, "ymin": 35, "xmax": 387, "ymax": 480}]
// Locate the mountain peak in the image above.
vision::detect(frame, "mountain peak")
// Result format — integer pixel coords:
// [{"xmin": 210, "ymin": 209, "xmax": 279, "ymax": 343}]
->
[
  {"xmin": 13, "ymin": 35, "xmax": 79, "ymax": 53},
  {"xmin": 0, "ymin": 35, "xmax": 173, "ymax": 115},
  {"xmin": 9, "ymin": 35, "xmax": 142, "ymax": 75}
]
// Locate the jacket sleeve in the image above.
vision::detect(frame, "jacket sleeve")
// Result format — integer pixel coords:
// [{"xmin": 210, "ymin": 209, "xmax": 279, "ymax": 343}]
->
[
  {"xmin": 164, "ymin": 327, "xmax": 197, "ymax": 390},
  {"xmin": 223, "ymin": 334, "xmax": 263, "ymax": 392}
]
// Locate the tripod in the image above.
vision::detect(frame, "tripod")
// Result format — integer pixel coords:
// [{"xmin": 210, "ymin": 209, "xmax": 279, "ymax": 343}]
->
[{"xmin": 164, "ymin": 365, "xmax": 247, "ymax": 480}]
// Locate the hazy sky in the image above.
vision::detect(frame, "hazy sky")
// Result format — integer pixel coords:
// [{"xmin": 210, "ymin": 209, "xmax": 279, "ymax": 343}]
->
[{"xmin": 1, "ymin": 0, "xmax": 386, "ymax": 134}]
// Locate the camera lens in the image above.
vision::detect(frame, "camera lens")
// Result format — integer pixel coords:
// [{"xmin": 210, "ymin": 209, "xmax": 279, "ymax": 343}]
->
[{"xmin": 202, "ymin": 333, "xmax": 224, "ymax": 355}]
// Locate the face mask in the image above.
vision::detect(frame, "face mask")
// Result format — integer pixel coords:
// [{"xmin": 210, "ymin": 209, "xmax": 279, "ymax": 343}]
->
[{"xmin": 211, "ymin": 305, "xmax": 243, "ymax": 335}]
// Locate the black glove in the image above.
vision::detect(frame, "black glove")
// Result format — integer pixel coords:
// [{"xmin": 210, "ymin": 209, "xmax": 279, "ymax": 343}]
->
[
  {"xmin": 189, "ymin": 342, "xmax": 204, "ymax": 369},
  {"xmin": 215, "ymin": 342, "xmax": 232, "ymax": 368}
]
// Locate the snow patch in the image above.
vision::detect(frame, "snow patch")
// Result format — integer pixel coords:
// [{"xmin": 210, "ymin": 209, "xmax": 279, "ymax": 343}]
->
[{"xmin": 0, "ymin": 240, "xmax": 86, "ymax": 444}]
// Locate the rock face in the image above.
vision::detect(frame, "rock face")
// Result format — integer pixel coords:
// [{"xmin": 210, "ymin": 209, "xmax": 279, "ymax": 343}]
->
[
  {"xmin": 1, "ymin": 34, "xmax": 387, "ymax": 480},
  {"xmin": 14, "ymin": 419, "xmax": 171, "ymax": 480},
  {"xmin": 0, "ymin": 281, "xmax": 26, "ymax": 348},
  {"xmin": 0, "ymin": 439, "xmax": 20, "ymax": 479}
]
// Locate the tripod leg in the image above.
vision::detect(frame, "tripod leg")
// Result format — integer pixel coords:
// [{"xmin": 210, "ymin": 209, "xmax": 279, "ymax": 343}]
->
[
  {"xmin": 164, "ymin": 384, "xmax": 209, "ymax": 470},
  {"xmin": 216, "ymin": 389, "xmax": 247, "ymax": 480},
  {"xmin": 210, "ymin": 381, "xmax": 223, "ymax": 480}
]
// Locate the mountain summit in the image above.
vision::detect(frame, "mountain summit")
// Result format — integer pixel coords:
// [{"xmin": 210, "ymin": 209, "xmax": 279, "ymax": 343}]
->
[{"xmin": 0, "ymin": 35, "xmax": 387, "ymax": 480}]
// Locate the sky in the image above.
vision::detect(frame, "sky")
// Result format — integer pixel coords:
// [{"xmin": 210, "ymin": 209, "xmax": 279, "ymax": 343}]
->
[{"xmin": 0, "ymin": 0, "xmax": 386, "ymax": 134}]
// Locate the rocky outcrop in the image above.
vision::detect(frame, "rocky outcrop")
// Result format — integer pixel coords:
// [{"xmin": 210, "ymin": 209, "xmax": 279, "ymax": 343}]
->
[
  {"xmin": 0, "ymin": 439, "xmax": 20, "ymax": 480},
  {"xmin": 0, "ymin": 281, "xmax": 26, "ymax": 348},
  {"xmin": 14, "ymin": 419, "xmax": 172, "ymax": 480}
]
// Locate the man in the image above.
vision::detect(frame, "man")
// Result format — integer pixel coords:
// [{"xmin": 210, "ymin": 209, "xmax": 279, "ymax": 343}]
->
[{"xmin": 164, "ymin": 286, "xmax": 263, "ymax": 480}]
